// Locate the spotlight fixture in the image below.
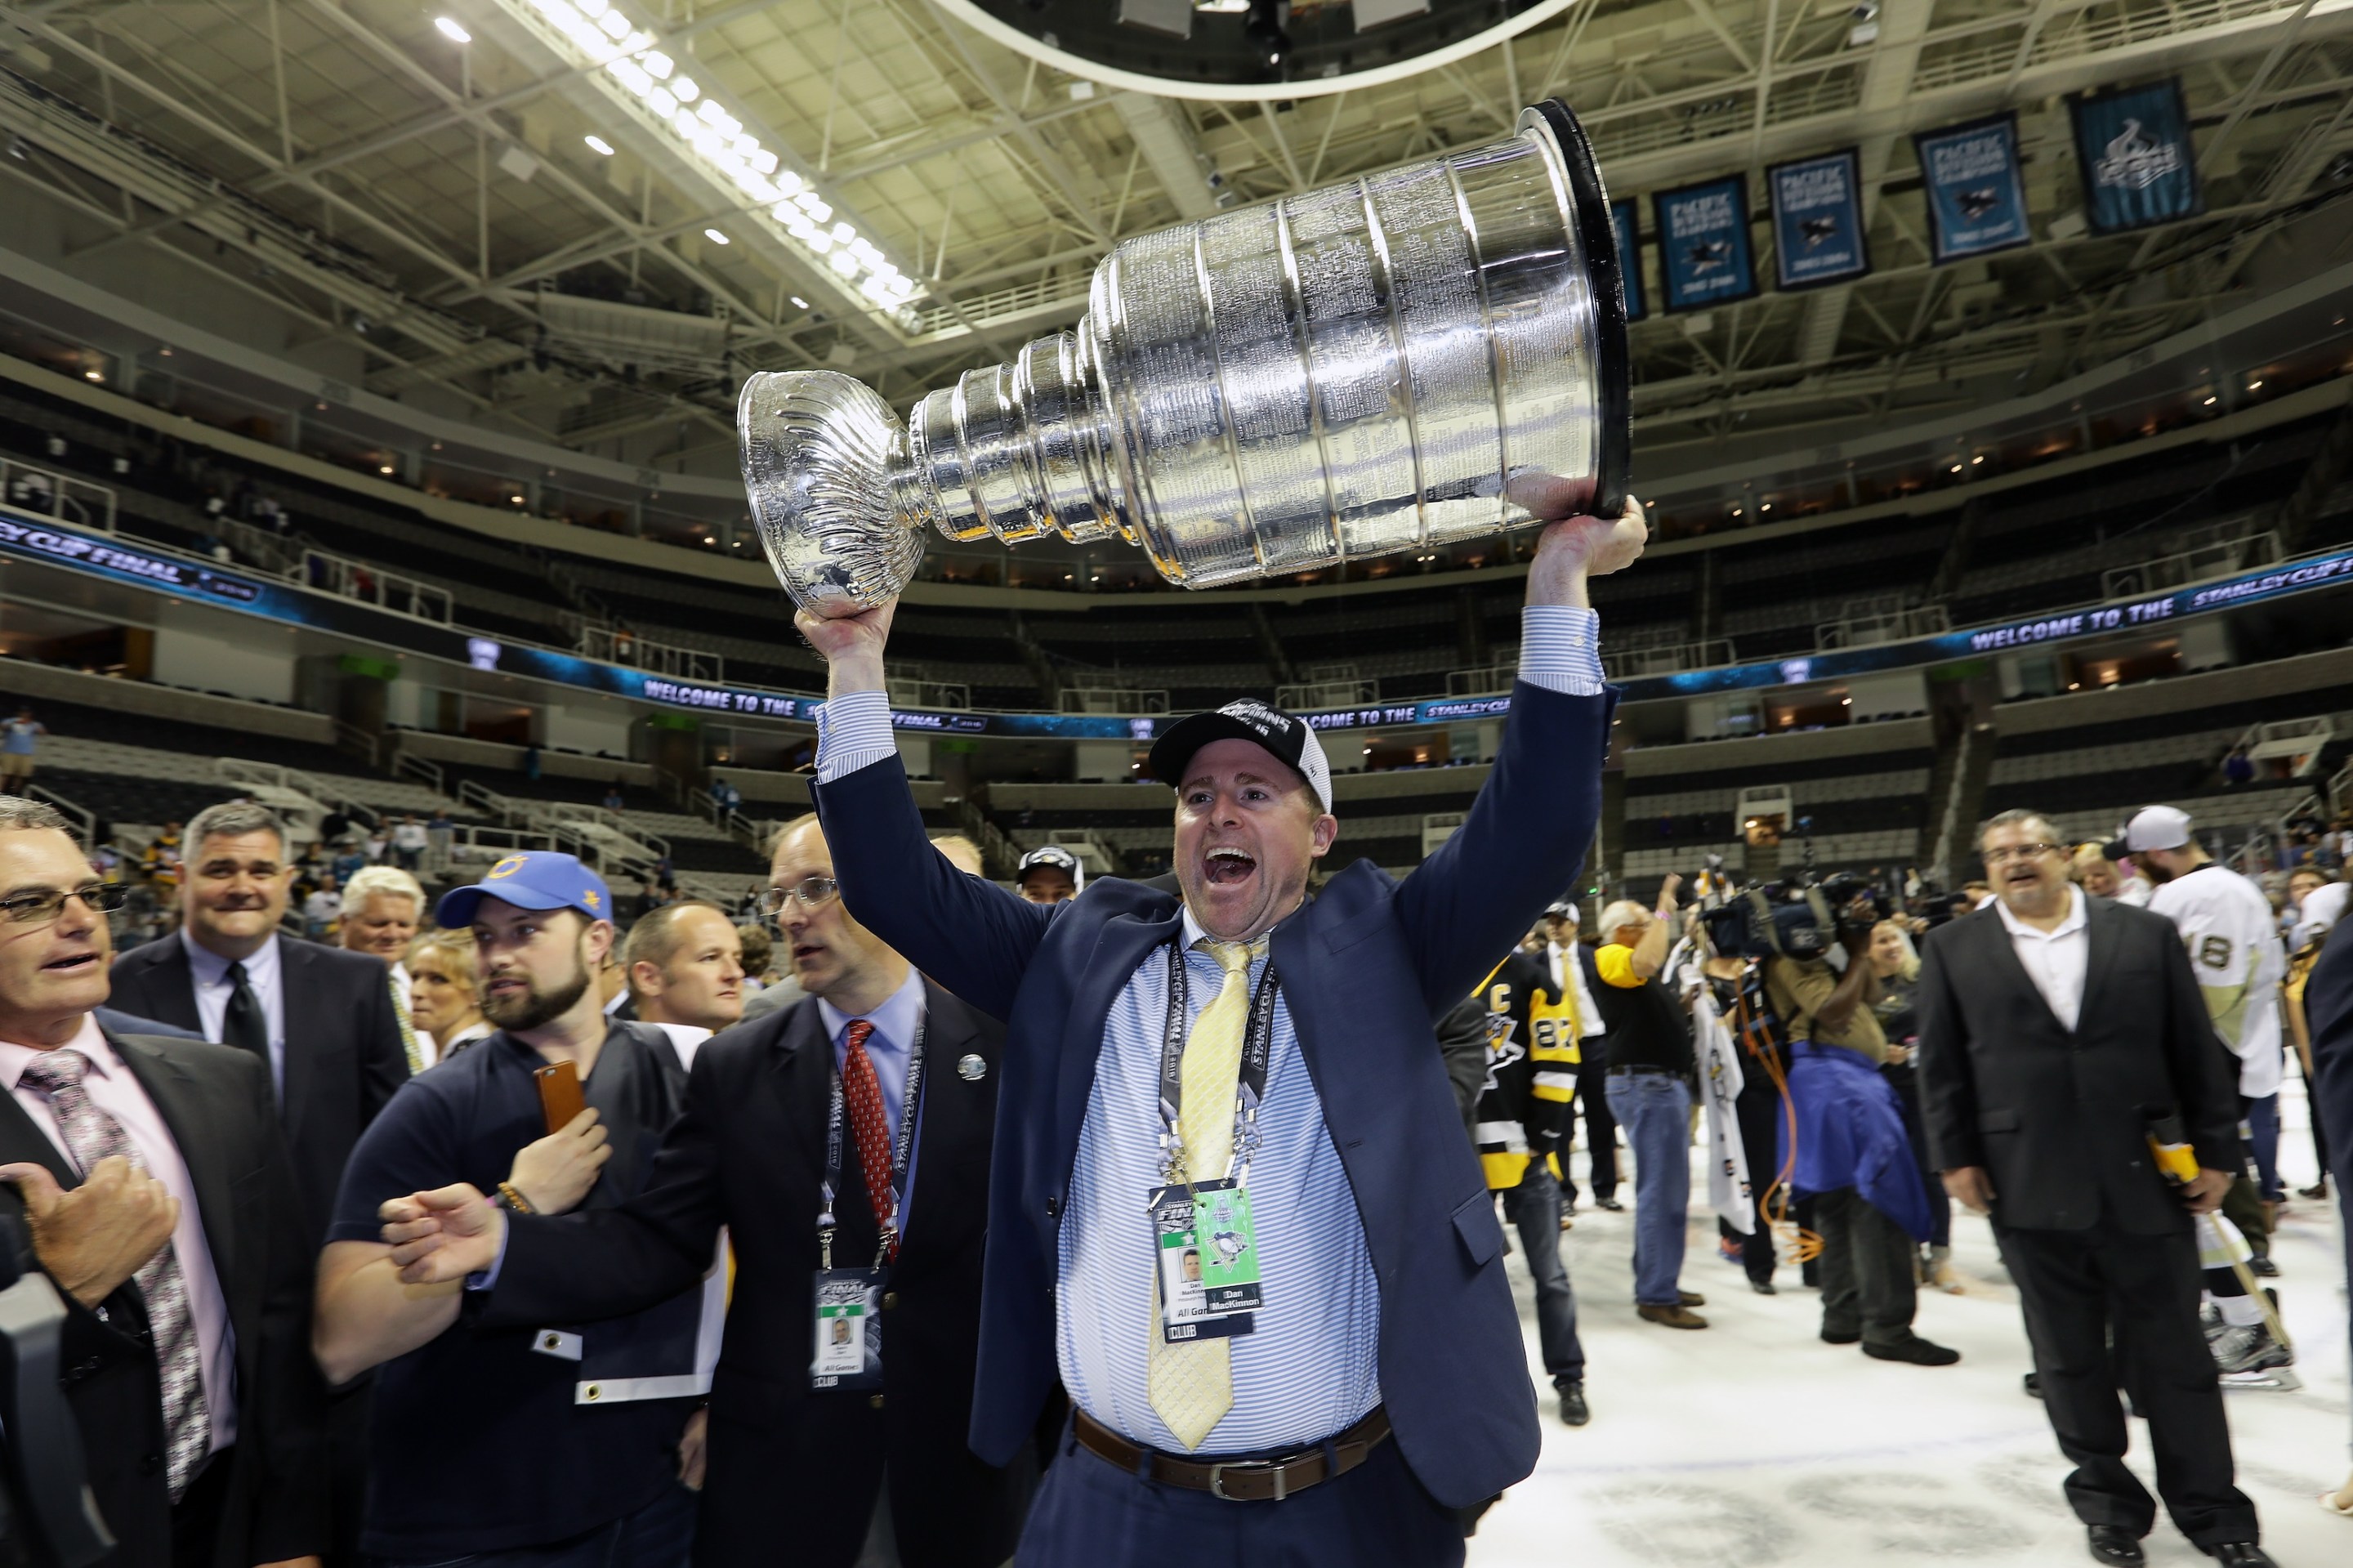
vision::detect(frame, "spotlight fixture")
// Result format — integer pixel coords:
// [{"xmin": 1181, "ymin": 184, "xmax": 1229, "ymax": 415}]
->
[
  {"xmin": 704, "ymin": 228, "xmax": 730, "ymax": 244},
  {"xmin": 434, "ymin": 16, "xmax": 472, "ymax": 42},
  {"xmin": 585, "ymin": 135, "xmax": 616, "ymax": 155}
]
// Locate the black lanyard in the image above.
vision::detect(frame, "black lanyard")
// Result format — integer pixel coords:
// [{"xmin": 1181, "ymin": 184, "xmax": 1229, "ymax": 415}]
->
[
  {"xmin": 819, "ymin": 1012, "xmax": 927, "ymax": 1270},
  {"xmin": 1157, "ymin": 938, "xmax": 1282, "ymax": 1188}
]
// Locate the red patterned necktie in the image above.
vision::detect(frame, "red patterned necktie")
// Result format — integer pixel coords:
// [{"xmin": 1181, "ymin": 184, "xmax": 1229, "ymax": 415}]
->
[{"xmin": 839, "ymin": 1020, "xmax": 900, "ymax": 1261}]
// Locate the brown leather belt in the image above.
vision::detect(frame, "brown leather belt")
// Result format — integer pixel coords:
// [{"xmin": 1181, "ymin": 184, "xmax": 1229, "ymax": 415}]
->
[{"xmin": 1071, "ymin": 1405, "xmax": 1391, "ymax": 1503}]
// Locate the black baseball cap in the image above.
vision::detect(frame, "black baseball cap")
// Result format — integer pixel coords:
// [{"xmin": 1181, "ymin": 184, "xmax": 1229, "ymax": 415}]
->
[
  {"xmin": 1017, "ymin": 846, "xmax": 1080, "ymax": 881},
  {"xmin": 1147, "ymin": 698, "xmax": 1334, "ymax": 813}
]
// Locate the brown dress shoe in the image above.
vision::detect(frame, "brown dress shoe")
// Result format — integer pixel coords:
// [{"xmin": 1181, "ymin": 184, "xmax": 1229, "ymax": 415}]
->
[
  {"xmin": 1637, "ymin": 1303, "xmax": 1709, "ymax": 1329},
  {"xmin": 1677, "ymin": 1290, "xmax": 1706, "ymax": 1307}
]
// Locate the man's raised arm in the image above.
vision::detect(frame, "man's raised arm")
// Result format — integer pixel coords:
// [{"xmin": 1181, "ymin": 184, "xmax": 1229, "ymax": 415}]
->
[
  {"xmin": 1393, "ymin": 499, "xmax": 1645, "ymax": 1012},
  {"xmin": 797, "ymin": 599, "xmax": 1051, "ymax": 1021}
]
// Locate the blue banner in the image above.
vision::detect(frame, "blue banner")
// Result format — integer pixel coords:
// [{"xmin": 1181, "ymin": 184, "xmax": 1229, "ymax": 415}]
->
[
  {"xmin": 1767, "ymin": 148, "xmax": 1870, "ymax": 290},
  {"xmin": 1610, "ymin": 198, "xmax": 1645, "ymax": 321},
  {"xmin": 2070, "ymin": 78, "xmax": 2202, "ymax": 235},
  {"xmin": 1913, "ymin": 114, "xmax": 2031, "ymax": 263},
  {"xmin": 1653, "ymin": 176, "xmax": 1757, "ymax": 313}
]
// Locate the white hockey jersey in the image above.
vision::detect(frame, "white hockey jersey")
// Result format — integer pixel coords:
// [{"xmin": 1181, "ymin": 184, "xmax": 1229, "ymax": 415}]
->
[{"xmin": 2147, "ymin": 862, "xmax": 2285, "ymax": 1098}]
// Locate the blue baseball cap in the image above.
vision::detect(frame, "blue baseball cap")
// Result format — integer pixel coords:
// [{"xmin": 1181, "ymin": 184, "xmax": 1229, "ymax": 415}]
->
[{"xmin": 435, "ymin": 851, "xmax": 613, "ymax": 929}]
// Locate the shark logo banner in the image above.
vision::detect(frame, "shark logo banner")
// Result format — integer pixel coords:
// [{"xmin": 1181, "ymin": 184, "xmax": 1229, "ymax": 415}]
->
[
  {"xmin": 1653, "ymin": 175, "xmax": 1758, "ymax": 312},
  {"xmin": 2070, "ymin": 78, "xmax": 2203, "ymax": 235},
  {"xmin": 1913, "ymin": 113, "xmax": 2031, "ymax": 263},
  {"xmin": 1767, "ymin": 147, "xmax": 1870, "ymax": 290}
]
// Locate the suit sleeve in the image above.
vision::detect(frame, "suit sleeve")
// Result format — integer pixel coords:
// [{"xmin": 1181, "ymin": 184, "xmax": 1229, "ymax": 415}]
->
[
  {"xmin": 243, "ymin": 1053, "xmax": 328, "ymax": 1561},
  {"xmin": 1391, "ymin": 681, "xmax": 1618, "ymax": 1021},
  {"xmin": 2156, "ymin": 922, "xmax": 2245, "ymax": 1172},
  {"xmin": 1434, "ymin": 997, "xmax": 1488, "ymax": 1138},
  {"xmin": 2306, "ymin": 932, "xmax": 2353, "ymax": 1189},
  {"xmin": 810, "ymin": 754, "xmax": 1053, "ymax": 1023},
  {"xmin": 476, "ymin": 1044, "xmax": 730, "ymax": 1329},
  {"xmin": 1913, "ymin": 929, "xmax": 1980, "ymax": 1173},
  {"xmin": 355, "ymin": 962, "xmax": 412, "ymax": 1124}
]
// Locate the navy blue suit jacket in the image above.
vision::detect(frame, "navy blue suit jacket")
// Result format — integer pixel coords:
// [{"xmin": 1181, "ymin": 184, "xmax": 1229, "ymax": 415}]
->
[{"xmin": 813, "ymin": 677, "xmax": 1614, "ymax": 1508}]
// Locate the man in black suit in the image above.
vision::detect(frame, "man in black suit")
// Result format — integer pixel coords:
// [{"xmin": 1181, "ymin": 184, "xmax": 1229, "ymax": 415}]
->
[
  {"xmin": 1918, "ymin": 808, "xmax": 2268, "ymax": 1568},
  {"xmin": 108, "ymin": 800, "xmax": 409, "ymax": 1566},
  {"xmin": 2303, "ymin": 904, "xmax": 2353, "ymax": 1515},
  {"xmin": 0, "ymin": 796, "xmax": 323, "ymax": 1568},
  {"xmin": 373, "ymin": 815, "xmax": 1031, "ymax": 1568}
]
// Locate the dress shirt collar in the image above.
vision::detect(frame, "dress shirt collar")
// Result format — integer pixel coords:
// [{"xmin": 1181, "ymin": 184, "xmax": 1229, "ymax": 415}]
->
[
  {"xmin": 818, "ymin": 962, "xmax": 927, "ymax": 1057},
  {"xmin": 1992, "ymin": 884, "xmax": 2085, "ymax": 944},
  {"xmin": 1177, "ymin": 903, "xmax": 1284, "ymax": 957},
  {"xmin": 0, "ymin": 1012, "xmax": 114, "ymax": 1092},
  {"xmin": 180, "ymin": 926, "xmax": 282, "ymax": 991}
]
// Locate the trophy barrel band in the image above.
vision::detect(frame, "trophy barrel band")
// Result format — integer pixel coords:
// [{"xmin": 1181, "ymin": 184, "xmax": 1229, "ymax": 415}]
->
[{"xmin": 1524, "ymin": 98, "xmax": 1632, "ymax": 521}]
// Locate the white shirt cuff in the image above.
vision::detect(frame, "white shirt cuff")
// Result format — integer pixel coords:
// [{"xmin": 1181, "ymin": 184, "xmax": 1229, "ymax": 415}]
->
[
  {"xmin": 1518, "ymin": 606, "xmax": 1605, "ymax": 696},
  {"xmin": 815, "ymin": 690, "xmax": 897, "ymax": 784},
  {"xmin": 464, "ymin": 1215, "xmax": 509, "ymax": 1293}
]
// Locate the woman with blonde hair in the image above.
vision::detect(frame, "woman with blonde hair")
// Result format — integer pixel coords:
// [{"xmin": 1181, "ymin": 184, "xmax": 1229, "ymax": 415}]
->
[{"xmin": 407, "ymin": 928, "xmax": 493, "ymax": 1062}]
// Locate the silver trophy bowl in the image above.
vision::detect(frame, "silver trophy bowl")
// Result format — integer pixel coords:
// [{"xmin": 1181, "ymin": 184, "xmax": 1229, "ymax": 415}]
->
[{"xmin": 741, "ymin": 99, "xmax": 1630, "ymax": 615}]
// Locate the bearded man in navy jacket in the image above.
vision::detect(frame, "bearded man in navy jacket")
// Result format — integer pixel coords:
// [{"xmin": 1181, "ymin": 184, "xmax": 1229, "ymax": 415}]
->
[{"xmin": 797, "ymin": 498, "xmax": 1644, "ymax": 1566}]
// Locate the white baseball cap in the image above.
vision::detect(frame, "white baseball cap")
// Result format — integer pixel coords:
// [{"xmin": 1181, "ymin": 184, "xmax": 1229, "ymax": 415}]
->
[{"xmin": 2112, "ymin": 805, "xmax": 2194, "ymax": 856}]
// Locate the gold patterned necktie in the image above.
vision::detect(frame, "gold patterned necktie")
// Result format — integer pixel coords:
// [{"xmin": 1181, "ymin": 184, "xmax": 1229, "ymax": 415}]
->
[
  {"xmin": 1147, "ymin": 937, "xmax": 1257, "ymax": 1450},
  {"xmin": 390, "ymin": 973, "xmax": 423, "ymax": 1074}
]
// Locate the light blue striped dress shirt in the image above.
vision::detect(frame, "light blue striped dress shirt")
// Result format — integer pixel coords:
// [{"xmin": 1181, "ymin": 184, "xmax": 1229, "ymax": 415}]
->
[{"xmin": 814, "ymin": 604, "xmax": 1605, "ymax": 1454}]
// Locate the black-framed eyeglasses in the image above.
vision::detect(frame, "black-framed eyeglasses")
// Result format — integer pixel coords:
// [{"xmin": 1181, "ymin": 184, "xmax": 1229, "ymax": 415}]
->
[
  {"xmin": 0, "ymin": 882, "xmax": 131, "ymax": 925},
  {"xmin": 758, "ymin": 876, "xmax": 839, "ymax": 915},
  {"xmin": 1982, "ymin": 843, "xmax": 2061, "ymax": 865}
]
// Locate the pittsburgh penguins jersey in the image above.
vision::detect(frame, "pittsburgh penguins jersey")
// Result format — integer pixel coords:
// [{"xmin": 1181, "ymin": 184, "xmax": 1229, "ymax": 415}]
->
[
  {"xmin": 1474, "ymin": 951, "xmax": 1580, "ymax": 1190},
  {"xmin": 2147, "ymin": 862, "xmax": 2284, "ymax": 1097}
]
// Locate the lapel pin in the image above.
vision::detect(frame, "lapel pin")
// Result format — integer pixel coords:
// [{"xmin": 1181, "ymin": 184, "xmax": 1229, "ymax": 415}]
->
[{"xmin": 957, "ymin": 1053, "xmax": 986, "ymax": 1082}]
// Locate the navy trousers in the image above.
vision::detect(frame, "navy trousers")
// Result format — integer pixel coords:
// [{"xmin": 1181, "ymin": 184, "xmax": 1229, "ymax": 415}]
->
[{"xmin": 1016, "ymin": 1417, "xmax": 1464, "ymax": 1567}]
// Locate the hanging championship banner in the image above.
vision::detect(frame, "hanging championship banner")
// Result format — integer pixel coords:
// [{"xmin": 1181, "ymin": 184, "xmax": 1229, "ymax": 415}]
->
[
  {"xmin": 2070, "ymin": 78, "xmax": 2203, "ymax": 234},
  {"xmin": 1653, "ymin": 175, "xmax": 1757, "ymax": 313},
  {"xmin": 1611, "ymin": 198, "xmax": 1647, "ymax": 321},
  {"xmin": 1913, "ymin": 113, "xmax": 2031, "ymax": 263},
  {"xmin": 1766, "ymin": 147, "xmax": 1871, "ymax": 290}
]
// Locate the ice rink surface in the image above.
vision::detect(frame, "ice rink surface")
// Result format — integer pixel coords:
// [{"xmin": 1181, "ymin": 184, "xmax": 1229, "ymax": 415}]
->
[{"xmin": 1468, "ymin": 1083, "xmax": 2352, "ymax": 1566}]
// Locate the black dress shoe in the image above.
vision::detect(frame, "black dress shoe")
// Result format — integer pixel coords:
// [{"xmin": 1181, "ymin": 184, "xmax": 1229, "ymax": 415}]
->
[
  {"xmin": 2086, "ymin": 1525, "xmax": 2144, "ymax": 1565},
  {"xmin": 1821, "ymin": 1327, "xmax": 1861, "ymax": 1345},
  {"xmin": 1596, "ymin": 1197, "xmax": 1625, "ymax": 1212},
  {"xmin": 2246, "ymin": 1255, "xmax": 2279, "ymax": 1277},
  {"xmin": 1554, "ymin": 1378, "xmax": 1589, "ymax": 1427},
  {"xmin": 1864, "ymin": 1336, "xmax": 1961, "ymax": 1366},
  {"xmin": 2023, "ymin": 1372, "xmax": 2043, "ymax": 1399},
  {"xmin": 2199, "ymin": 1543, "xmax": 2275, "ymax": 1566},
  {"xmin": 1751, "ymin": 1280, "xmax": 1778, "ymax": 1295}
]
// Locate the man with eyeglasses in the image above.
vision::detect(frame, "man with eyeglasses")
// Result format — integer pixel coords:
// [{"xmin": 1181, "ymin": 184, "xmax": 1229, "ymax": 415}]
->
[
  {"xmin": 364, "ymin": 817, "xmax": 1031, "ymax": 1567},
  {"xmin": 109, "ymin": 799, "xmax": 410, "ymax": 1567},
  {"xmin": 0, "ymin": 796, "xmax": 326, "ymax": 1568},
  {"xmin": 1917, "ymin": 810, "xmax": 2268, "ymax": 1568}
]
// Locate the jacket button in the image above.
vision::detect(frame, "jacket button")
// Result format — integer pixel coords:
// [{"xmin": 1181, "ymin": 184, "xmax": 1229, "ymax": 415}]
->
[
  {"xmin": 882, "ymin": 1291, "xmax": 899, "ymax": 1311},
  {"xmin": 868, "ymin": 1394, "xmax": 886, "ymax": 1409},
  {"xmin": 1046, "ymin": 1196, "xmax": 1062, "ymax": 1219}
]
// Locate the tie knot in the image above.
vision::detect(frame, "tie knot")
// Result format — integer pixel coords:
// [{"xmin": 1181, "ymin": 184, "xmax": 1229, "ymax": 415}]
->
[
  {"xmin": 842, "ymin": 1018, "xmax": 876, "ymax": 1053},
  {"xmin": 20, "ymin": 1049, "xmax": 91, "ymax": 1093},
  {"xmin": 1199, "ymin": 939, "xmax": 1256, "ymax": 975},
  {"xmin": 226, "ymin": 960, "xmax": 249, "ymax": 985}
]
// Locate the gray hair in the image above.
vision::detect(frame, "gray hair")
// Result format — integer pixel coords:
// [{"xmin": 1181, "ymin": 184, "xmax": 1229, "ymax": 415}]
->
[
  {"xmin": 1978, "ymin": 806, "xmax": 2059, "ymax": 852},
  {"xmin": 186, "ymin": 801, "xmax": 288, "ymax": 855},
  {"xmin": 0, "ymin": 796, "xmax": 74, "ymax": 837},
  {"xmin": 342, "ymin": 864, "xmax": 425, "ymax": 915},
  {"xmin": 1596, "ymin": 898, "xmax": 1648, "ymax": 945}
]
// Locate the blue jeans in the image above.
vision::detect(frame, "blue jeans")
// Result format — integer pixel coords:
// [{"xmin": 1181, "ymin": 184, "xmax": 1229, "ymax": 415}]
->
[
  {"xmin": 386, "ymin": 1482, "xmax": 697, "ymax": 1568},
  {"xmin": 1500, "ymin": 1160, "xmax": 1584, "ymax": 1380},
  {"xmin": 2244, "ymin": 1092, "xmax": 2281, "ymax": 1202},
  {"xmin": 1606, "ymin": 1072, "xmax": 1693, "ymax": 1307}
]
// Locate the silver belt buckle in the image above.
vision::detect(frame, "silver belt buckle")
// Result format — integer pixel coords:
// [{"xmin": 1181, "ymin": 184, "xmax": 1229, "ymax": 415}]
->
[{"xmin": 1207, "ymin": 1459, "xmax": 1286, "ymax": 1502}]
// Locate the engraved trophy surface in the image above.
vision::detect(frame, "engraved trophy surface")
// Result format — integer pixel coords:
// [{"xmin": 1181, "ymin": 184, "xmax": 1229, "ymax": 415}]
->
[{"xmin": 740, "ymin": 99, "xmax": 1630, "ymax": 615}]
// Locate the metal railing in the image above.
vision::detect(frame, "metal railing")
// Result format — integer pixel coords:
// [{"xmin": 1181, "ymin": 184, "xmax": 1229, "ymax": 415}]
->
[
  {"xmin": 1602, "ymin": 640, "xmax": 1740, "ymax": 680},
  {"xmin": 886, "ymin": 677, "xmax": 971, "ymax": 710},
  {"xmin": 333, "ymin": 720, "xmax": 382, "ymax": 771},
  {"xmin": 1815, "ymin": 605, "xmax": 1949, "ymax": 650},
  {"xmin": 1057, "ymin": 686, "xmax": 1169, "ymax": 716},
  {"xmin": 579, "ymin": 623, "xmax": 725, "ymax": 684},
  {"xmin": 2102, "ymin": 529, "xmax": 2281, "ymax": 600},
  {"xmin": 2, "ymin": 458, "xmax": 117, "ymax": 533},
  {"xmin": 1928, "ymin": 726, "xmax": 1979, "ymax": 887},
  {"xmin": 392, "ymin": 750, "xmax": 446, "ymax": 797},
  {"xmin": 1447, "ymin": 663, "xmax": 1517, "ymax": 696},
  {"xmin": 216, "ymin": 758, "xmax": 382, "ymax": 830},
  {"xmin": 302, "ymin": 551, "xmax": 453, "ymax": 623},
  {"xmin": 1277, "ymin": 678, "xmax": 1377, "ymax": 710}
]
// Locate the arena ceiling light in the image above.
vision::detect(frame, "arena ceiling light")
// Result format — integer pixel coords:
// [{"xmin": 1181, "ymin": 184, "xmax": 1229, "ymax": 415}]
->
[
  {"xmin": 932, "ymin": 0, "xmax": 1581, "ymax": 101},
  {"xmin": 434, "ymin": 16, "xmax": 474, "ymax": 43},
  {"xmin": 484, "ymin": 0, "xmax": 924, "ymax": 328},
  {"xmin": 583, "ymin": 134, "xmax": 616, "ymax": 155}
]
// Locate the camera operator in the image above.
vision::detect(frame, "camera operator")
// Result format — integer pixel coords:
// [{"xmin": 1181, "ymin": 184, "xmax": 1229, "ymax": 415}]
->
[{"xmin": 1764, "ymin": 884, "xmax": 1956, "ymax": 1366}]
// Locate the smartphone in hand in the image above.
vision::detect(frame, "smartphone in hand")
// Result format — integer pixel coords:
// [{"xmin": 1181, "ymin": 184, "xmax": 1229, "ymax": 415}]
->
[{"xmin": 534, "ymin": 1061, "xmax": 586, "ymax": 1135}]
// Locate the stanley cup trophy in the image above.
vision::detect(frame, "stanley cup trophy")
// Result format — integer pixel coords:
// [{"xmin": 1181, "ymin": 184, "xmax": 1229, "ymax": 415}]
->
[{"xmin": 739, "ymin": 100, "xmax": 1630, "ymax": 614}]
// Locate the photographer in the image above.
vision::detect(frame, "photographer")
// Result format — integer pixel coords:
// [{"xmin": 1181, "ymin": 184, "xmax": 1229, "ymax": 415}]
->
[{"xmin": 1764, "ymin": 885, "xmax": 1957, "ymax": 1367}]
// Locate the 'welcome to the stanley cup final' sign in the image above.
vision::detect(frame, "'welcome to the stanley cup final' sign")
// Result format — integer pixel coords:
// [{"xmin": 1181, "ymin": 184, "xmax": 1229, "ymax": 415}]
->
[{"xmin": 740, "ymin": 101, "xmax": 1632, "ymax": 614}]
